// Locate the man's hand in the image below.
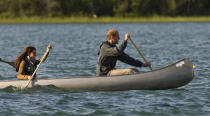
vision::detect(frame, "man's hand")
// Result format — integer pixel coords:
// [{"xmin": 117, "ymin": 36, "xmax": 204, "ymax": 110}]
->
[
  {"xmin": 142, "ymin": 62, "xmax": 151, "ymax": 67},
  {"xmin": 124, "ymin": 33, "xmax": 130, "ymax": 41}
]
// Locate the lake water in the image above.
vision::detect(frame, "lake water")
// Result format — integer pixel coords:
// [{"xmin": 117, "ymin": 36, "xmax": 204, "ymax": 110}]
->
[{"xmin": 0, "ymin": 23, "xmax": 209, "ymax": 116}]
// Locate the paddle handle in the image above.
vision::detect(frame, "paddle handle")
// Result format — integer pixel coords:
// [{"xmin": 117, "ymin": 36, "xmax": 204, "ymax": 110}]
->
[
  {"xmin": 129, "ymin": 38, "xmax": 152, "ymax": 71},
  {"xmin": 25, "ymin": 47, "xmax": 51, "ymax": 88}
]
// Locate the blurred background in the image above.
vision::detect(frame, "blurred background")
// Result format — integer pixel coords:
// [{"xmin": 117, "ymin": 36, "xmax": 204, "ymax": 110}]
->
[{"xmin": 0, "ymin": 0, "xmax": 209, "ymax": 18}]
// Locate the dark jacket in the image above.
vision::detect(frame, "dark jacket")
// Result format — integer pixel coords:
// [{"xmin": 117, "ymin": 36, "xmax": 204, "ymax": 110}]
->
[
  {"xmin": 17, "ymin": 58, "xmax": 39, "ymax": 80},
  {"xmin": 96, "ymin": 40, "xmax": 143, "ymax": 76}
]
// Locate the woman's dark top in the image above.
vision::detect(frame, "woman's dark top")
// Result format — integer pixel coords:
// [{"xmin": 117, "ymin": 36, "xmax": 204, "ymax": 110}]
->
[{"xmin": 17, "ymin": 57, "xmax": 39, "ymax": 80}]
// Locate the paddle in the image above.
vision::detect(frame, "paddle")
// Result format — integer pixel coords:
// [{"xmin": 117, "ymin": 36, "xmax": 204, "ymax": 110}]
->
[
  {"xmin": 0, "ymin": 58, "xmax": 15, "ymax": 68},
  {"xmin": 128, "ymin": 37, "xmax": 152, "ymax": 71},
  {"xmin": 25, "ymin": 45, "xmax": 51, "ymax": 88}
]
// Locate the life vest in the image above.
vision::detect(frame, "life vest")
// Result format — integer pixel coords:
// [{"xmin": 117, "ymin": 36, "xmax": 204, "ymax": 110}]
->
[
  {"xmin": 24, "ymin": 58, "xmax": 39, "ymax": 76},
  {"xmin": 17, "ymin": 57, "xmax": 40, "ymax": 78}
]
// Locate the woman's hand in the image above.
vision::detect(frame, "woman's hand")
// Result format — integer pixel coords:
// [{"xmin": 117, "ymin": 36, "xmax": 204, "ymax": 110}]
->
[
  {"xmin": 47, "ymin": 44, "xmax": 52, "ymax": 50},
  {"xmin": 27, "ymin": 76, "xmax": 33, "ymax": 80},
  {"xmin": 142, "ymin": 62, "xmax": 151, "ymax": 67},
  {"xmin": 124, "ymin": 33, "xmax": 130, "ymax": 41}
]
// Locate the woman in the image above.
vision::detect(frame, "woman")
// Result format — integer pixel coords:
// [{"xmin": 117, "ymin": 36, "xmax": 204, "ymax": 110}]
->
[{"xmin": 14, "ymin": 45, "xmax": 52, "ymax": 80}]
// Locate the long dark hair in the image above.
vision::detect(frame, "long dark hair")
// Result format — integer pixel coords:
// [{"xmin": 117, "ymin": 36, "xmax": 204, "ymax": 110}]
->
[{"xmin": 15, "ymin": 46, "xmax": 36, "ymax": 72}]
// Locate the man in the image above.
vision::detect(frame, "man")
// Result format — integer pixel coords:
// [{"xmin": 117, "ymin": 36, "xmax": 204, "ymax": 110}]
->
[{"xmin": 96, "ymin": 29, "xmax": 151, "ymax": 76}]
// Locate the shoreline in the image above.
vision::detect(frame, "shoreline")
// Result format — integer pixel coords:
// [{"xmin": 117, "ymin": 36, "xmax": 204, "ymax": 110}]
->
[{"xmin": 0, "ymin": 17, "xmax": 210, "ymax": 24}]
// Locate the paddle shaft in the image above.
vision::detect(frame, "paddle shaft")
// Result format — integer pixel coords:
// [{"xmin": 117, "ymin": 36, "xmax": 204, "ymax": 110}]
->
[
  {"xmin": 129, "ymin": 38, "xmax": 152, "ymax": 71},
  {"xmin": 25, "ymin": 48, "xmax": 51, "ymax": 88},
  {"xmin": 0, "ymin": 59, "xmax": 15, "ymax": 68}
]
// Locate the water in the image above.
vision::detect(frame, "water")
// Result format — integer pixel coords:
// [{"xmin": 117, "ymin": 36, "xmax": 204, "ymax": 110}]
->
[{"xmin": 0, "ymin": 23, "xmax": 209, "ymax": 116}]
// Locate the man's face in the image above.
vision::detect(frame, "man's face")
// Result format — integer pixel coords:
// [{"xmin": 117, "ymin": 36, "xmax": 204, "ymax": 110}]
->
[{"xmin": 111, "ymin": 32, "xmax": 120, "ymax": 44}]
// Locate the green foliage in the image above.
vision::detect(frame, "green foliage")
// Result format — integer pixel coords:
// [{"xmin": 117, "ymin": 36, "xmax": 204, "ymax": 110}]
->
[
  {"xmin": 92, "ymin": 0, "xmax": 114, "ymax": 16},
  {"xmin": 0, "ymin": 17, "xmax": 210, "ymax": 23},
  {"xmin": 0, "ymin": 0, "xmax": 209, "ymax": 18}
]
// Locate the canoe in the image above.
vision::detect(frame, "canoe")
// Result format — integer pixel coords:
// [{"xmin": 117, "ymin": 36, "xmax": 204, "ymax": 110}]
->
[{"xmin": 0, "ymin": 58, "xmax": 194, "ymax": 91}]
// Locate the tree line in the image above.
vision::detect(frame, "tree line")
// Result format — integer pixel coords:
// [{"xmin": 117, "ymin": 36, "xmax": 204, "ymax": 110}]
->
[{"xmin": 0, "ymin": 0, "xmax": 209, "ymax": 18}]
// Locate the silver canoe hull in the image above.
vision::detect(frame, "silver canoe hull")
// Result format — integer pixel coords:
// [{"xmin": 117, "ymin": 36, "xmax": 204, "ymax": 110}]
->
[{"xmin": 0, "ymin": 58, "xmax": 194, "ymax": 91}]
